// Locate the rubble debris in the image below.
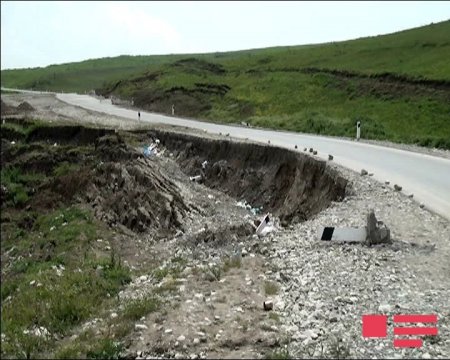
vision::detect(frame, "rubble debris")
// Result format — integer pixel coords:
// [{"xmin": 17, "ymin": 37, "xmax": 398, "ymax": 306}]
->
[
  {"xmin": 366, "ymin": 209, "xmax": 391, "ymax": 245},
  {"xmin": 318, "ymin": 210, "xmax": 390, "ymax": 245},
  {"xmin": 318, "ymin": 226, "xmax": 366, "ymax": 243}
]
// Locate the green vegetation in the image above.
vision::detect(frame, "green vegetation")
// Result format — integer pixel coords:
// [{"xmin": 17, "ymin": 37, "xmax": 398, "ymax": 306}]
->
[
  {"xmin": 265, "ymin": 348, "xmax": 291, "ymax": 359},
  {"xmin": 264, "ymin": 281, "xmax": 279, "ymax": 296},
  {"xmin": 222, "ymin": 255, "xmax": 242, "ymax": 272},
  {"xmin": 2, "ymin": 21, "xmax": 450, "ymax": 148},
  {"xmin": 1, "ymin": 204, "xmax": 131, "ymax": 358},
  {"xmin": 122, "ymin": 296, "xmax": 160, "ymax": 321}
]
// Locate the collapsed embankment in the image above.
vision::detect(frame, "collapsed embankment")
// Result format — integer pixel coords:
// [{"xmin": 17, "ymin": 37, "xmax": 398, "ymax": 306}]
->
[
  {"xmin": 141, "ymin": 130, "xmax": 349, "ymax": 225},
  {"xmin": 2, "ymin": 120, "xmax": 349, "ymax": 236}
]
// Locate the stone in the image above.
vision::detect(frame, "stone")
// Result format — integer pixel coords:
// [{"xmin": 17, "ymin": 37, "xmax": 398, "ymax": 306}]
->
[
  {"xmin": 407, "ymin": 193, "xmax": 414, "ymax": 198},
  {"xmin": 303, "ymin": 148, "xmax": 307, "ymax": 151},
  {"xmin": 419, "ymin": 203, "xmax": 425, "ymax": 209},
  {"xmin": 313, "ymin": 150, "xmax": 318, "ymax": 155},
  {"xmin": 177, "ymin": 335, "xmax": 186, "ymax": 342},
  {"xmin": 305, "ymin": 329, "xmax": 319, "ymax": 339},
  {"xmin": 193, "ymin": 338, "xmax": 200, "ymax": 345},
  {"xmin": 135, "ymin": 324, "xmax": 148, "ymax": 331},
  {"xmin": 378, "ymin": 304, "xmax": 393, "ymax": 313},
  {"xmin": 385, "ymin": 180, "xmax": 390, "ymax": 185},
  {"xmin": 328, "ymin": 154, "xmax": 334, "ymax": 161},
  {"xmin": 165, "ymin": 329, "xmax": 173, "ymax": 334},
  {"xmin": 394, "ymin": 184, "xmax": 402, "ymax": 191},
  {"xmin": 309, "ymin": 148, "xmax": 313, "ymax": 153},
  {"xmin": 110, "ymin": 312, "xmax": 118, "ymax": 319},
  {"xmin": 361, "ymin": 169, "xmax": 368, "ymax": 176},
  {"xmin": 264, "ymin": 300, "xmax": 274, "ymax": 311},
  {"xmin": 366, "ymin": 209, "xmax": 391, "ymax": 245},
  {"xmin": 295, "ymin": 145, "xmax": 298, "ymax": 149}
]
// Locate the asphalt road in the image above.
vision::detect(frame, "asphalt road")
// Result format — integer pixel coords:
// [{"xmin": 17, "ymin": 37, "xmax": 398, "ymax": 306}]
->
[{"xmin": 3, "ymin": 89, "xmax": 450, "ymax": 220}]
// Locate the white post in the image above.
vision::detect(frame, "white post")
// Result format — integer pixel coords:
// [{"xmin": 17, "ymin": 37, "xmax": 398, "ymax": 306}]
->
[
  {"xmin": 356, "ymin": 121, "xmax": 361, "ymax": 141},
  {"xmin": 172, "ymin": 104, "xmax": 175, "ymax": 116}
]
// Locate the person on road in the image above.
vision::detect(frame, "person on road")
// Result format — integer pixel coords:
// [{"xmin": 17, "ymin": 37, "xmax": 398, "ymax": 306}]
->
[{"xmin": 138, "ymin": 111, "xmax": 141, "ymax": 121}]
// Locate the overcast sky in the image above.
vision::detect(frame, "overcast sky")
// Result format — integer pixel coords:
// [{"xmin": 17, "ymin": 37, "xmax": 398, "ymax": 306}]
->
[{"xmin": 1, "ymin": 1, "xmax": 450, "ymax": 70}]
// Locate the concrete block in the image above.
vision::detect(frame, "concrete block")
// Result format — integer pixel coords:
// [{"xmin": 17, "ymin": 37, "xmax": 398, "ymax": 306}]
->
[{"xmin": 318, "ymin": 226, "xmax": 366, "ymax": 243}]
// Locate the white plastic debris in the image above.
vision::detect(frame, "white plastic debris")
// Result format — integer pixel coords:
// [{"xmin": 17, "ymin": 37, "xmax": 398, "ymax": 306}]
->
[{"xmin": 190, "ymin": 175, "xmax": 202, "ymax": 182}]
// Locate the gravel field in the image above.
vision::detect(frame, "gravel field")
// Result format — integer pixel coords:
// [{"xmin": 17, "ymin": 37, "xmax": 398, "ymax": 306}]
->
[{"xmin": 2, "ymin": 93, "xmax": 449, "ymax": 359}]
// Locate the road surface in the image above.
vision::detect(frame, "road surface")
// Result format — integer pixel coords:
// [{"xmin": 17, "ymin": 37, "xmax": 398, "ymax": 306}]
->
[{"xmin": 3, "ymin": 89, "xmax": 450, "ymax": 220}]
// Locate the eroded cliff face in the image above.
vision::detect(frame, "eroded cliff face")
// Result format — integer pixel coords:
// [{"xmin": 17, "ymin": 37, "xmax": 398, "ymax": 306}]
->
[{"xmin": 146, "ymin": 130, "xmax": 348, "ymax": 225}]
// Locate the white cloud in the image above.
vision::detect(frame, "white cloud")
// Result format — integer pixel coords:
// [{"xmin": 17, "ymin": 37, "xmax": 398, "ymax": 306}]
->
[{"xmin": 105, "ymin": 3, "xmax": 182, "ymax": 51}]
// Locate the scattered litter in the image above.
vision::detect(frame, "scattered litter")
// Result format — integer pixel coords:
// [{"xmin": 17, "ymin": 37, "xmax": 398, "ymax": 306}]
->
[
  {"xmin": 255, "ymin": 213, "xmax": 270, "ymax": 235},
  {"xmin": 263, "ymin": 300, "xmax": 273, "ymax": 311},
  {"xmin": 143, "ymin": 141, "xmax": 161, "ymax": 157},
  {"xmin": 236, "ymin": 200, "xmax": 263, "ymax": 215},
  {"xmin": 190, "ymin": 175, "xmax": 202, "ymax": 182}
]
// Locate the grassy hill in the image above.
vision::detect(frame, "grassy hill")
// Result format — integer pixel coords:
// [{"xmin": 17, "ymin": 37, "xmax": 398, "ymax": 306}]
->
[{"xmin": 2, "ymin": 20, "xmax": 450, "ymax": 148}]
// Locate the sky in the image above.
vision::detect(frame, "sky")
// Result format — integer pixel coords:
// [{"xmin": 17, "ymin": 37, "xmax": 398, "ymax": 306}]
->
[{"xmin": 1, "ymin": 1, "xmax": 450, "ymax": 70}]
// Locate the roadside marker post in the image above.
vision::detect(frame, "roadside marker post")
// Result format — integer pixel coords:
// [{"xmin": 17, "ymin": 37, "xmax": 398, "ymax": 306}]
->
[{"xmin": 356, "ymin": 121, "xmax": 361, "ymax": 141}]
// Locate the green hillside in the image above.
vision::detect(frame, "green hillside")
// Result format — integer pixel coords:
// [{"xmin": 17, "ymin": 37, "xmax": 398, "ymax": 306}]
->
[{"xmin": 2, "ymin": 20, "xmax": 450, "ymax": 148}]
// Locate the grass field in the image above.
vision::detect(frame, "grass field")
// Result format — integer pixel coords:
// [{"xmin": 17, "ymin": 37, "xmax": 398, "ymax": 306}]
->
[{"xmin": 2, "ymin": 20, "xmax": 449, "ymax": 148}]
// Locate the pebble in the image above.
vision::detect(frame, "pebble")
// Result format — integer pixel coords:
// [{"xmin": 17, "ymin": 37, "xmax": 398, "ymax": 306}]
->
[{"xmin": 135, "ymin": 324, "xmax": 148, "ymax": 331}]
